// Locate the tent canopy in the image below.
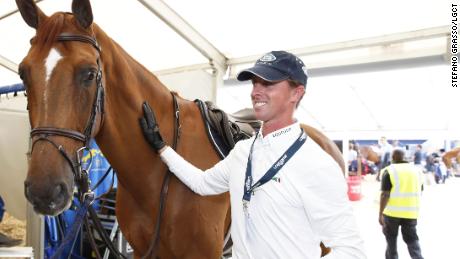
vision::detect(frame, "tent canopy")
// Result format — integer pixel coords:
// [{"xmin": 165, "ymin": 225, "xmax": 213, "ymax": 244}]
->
[{"xmin": 0, "ymin": 0, "xmax": 456, "ymax": 139}]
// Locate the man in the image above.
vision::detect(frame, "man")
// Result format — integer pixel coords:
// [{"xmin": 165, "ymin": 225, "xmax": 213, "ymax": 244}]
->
[
  {"xmin": 434, "ymin": 157, "xmax": 447, "ymax": 184},
  {"xmin": 379, "ymin": 149, "xmax": 424, "ymax": 259},
  {"xmin": 413, "ymin": 144, "xmax": 422, "ymax": 167},
  {"xmin": 348, "ymin": 141, "xmax": 358, "ymax": 173},
  {"xmin": 376, "ymin": 137, "xmax": 393, "ymax": 181},
  {"xmin": 140, "ymin": 51, "xmax": 365, "ymax": 258}
]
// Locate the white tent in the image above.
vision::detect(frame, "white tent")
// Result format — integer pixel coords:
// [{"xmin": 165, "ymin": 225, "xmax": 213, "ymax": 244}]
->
[
  {"xmin": 0, "ymin": 2, "xmax": 456, "ymax": 256},
  {"xmin": 0, "ymin": 0, "xmax": 457, "ymax": 140}
]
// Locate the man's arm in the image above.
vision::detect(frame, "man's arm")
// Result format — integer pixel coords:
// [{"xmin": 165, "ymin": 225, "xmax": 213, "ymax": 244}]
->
[
  {"xmin": 379, "ymin": 170, "xmax": 391, "ymax": 226},
  {"xmin": 159, "ymin": 146, "xmax": 232, "ymax": 195},
  {"xmin": 139, "ymin": 101, "xmax": 231, "ymax": 195},
  {"xmin": 300, "ymin": 162, "xmax": 366, "ymax": 259},
  {"xmin": 379, "ymin": 191, "xmax": 390, "ymax": 226},
  {"xmin": 158, "ymin": 146, "xmax": 167, "ymax": 154}
]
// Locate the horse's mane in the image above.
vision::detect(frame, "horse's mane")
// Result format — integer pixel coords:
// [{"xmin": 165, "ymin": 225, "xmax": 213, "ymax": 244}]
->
[{"xmin": 33, "ymin": 12, "xmax": 66, "ymax": 53}]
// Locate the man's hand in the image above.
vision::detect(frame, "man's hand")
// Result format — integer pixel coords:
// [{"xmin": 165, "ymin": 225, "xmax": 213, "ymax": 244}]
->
[
  {"xmin": 379, "ymin": 213, "xmax": 385, "ymax": 226},
  {"xmin": 139, "ymin": 101, "xmax": 166, "ymax": 152}
]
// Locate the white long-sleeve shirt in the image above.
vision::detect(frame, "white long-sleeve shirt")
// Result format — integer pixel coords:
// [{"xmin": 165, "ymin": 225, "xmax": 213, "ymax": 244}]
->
[{"xmin": 161, "ymin": 122, "xmax": 366, "ymax": 259}]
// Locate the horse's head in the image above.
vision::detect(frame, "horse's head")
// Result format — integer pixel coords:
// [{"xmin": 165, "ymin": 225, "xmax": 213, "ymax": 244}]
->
[{"xmin": 16, "ymin": 0, "xmax": 103, "ymax": 215}]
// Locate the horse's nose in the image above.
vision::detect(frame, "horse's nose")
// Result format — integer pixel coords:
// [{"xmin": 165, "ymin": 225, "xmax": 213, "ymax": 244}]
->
[
  {"xmin": 52, "ymin": 183, "xmax": 64, "ymax": 198},
  {"xmin": 24, "ymin": 180, "xmax": 68, "ymax": 206},
  {"xmin": 46, "ymin": 182, "xmax": 69, "ymax": 204}
]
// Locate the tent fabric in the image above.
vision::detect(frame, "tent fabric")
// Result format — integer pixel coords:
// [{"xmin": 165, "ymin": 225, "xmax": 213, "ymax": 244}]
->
[{"xmin": 0, "ymin": 0, "xmax": 455, "ymax": 137}]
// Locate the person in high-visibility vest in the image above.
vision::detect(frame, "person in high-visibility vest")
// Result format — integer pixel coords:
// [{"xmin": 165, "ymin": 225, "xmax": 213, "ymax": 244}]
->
[{"xmin": 379, "ymin": 149, "xmax": 424, "ymax": 259}]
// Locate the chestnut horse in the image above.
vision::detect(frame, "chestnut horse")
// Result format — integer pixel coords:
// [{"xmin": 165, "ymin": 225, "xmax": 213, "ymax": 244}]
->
[
  {"xmin": 359, "ymin": 145, "xmax": 380, "ymax": 164},
  {"xmin": 16, "ymin": 0, "xmax": 344, "ymax": 257},
  {"xmin": 442, "ymin": 147, "xmax": 460, "ymax": 170}
]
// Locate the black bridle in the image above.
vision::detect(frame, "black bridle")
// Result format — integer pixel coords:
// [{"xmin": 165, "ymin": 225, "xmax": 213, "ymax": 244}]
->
[
  {"xmin": 29, "ymin": 33, "xmax": 127, "ymax": 259},
  {"xmin": 29, "ymin": 33, "xmax": 105, "ymax": 195}
]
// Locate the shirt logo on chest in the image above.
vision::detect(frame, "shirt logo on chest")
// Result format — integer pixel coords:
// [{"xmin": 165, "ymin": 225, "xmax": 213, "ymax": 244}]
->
[
  {"xmin": 271, "ymin": 128, "xmax": 291, "ymax": 138},
  {"xmin": 272, "ymin": 176, "xmax": 281, "ymax": 183}
]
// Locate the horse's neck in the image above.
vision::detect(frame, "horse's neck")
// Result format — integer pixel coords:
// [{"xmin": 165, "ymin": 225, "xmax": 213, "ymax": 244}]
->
[
  {"xmin": 93, "ymin": 27, "xmax": 173, "ymax": 192},
  {"xmin": 96, "ymin": 28, "xmax": 171, "ymax": 104}
]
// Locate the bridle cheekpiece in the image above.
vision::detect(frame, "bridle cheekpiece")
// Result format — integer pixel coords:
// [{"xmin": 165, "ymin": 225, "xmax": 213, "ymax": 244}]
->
[{"xmin": 29, "ymin": 33, "xmax": 105, "ymax": 197}]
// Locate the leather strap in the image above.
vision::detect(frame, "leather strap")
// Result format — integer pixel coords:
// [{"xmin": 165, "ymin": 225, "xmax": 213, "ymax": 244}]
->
[{"xmin": 141, "ymin": 92, "xmax": 181, "ymax": 259}]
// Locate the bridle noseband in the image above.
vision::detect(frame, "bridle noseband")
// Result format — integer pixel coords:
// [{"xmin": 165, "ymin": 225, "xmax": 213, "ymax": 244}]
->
[{"xmin": 29, "ymin": 33, "xmax": 105, "ymax": 195}]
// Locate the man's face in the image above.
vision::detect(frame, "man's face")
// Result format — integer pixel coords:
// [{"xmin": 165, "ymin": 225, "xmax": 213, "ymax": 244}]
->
[{"xmin": 250, "ymin": 77, "xmax": 301, "ymax": 123}]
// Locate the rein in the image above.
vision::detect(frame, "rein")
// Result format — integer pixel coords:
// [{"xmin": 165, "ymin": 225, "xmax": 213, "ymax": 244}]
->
[{"xmin": 142, "ymin": 92, "xmax": 181, "ymax": 259}]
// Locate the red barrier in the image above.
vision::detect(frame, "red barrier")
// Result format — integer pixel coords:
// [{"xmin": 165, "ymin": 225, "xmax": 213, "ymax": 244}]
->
[{"xmin": 347, "ymin": 175, "xmax": 362, "ymax": 201}]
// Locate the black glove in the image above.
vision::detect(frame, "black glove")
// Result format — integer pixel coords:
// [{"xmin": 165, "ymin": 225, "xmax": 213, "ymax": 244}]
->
[{"xmin": 139, "ymin": 101, "xmax": 166, "ymax": 152}]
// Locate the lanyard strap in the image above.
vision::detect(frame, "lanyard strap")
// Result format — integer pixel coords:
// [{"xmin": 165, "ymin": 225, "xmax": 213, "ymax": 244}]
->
[{"xmin": 243, "ymin": 128, "xmax": 306, "ymax": 202}]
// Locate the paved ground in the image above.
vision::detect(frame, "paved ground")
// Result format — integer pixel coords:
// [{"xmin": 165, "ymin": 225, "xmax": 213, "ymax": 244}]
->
[{"xmin": 352, "ymin": 174, "xmax": 460, "ymax": 259}]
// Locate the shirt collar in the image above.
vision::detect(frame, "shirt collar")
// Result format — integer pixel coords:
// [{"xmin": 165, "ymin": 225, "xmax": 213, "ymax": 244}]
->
[{"xmin": 256, "ymin": 122, "xmax": 302, "ymax": 146}]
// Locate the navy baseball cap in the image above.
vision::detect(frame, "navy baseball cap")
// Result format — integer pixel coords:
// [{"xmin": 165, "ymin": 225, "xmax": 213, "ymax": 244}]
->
[{"xmin": 237, "ymin": 51, "xmax": 308, "ymax": 87}]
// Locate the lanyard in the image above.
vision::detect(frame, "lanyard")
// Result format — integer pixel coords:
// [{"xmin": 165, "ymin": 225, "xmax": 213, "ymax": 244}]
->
[{"xmin": 243, "ymin": 128, "xmax": 306, "ymax": 205}]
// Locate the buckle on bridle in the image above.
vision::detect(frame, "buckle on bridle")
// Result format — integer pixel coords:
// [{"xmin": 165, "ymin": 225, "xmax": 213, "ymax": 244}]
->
[
  {"xmin": 76, "ymin": 146, "xmax": 93, "ymax": 194},
  {"xmin": 82, "ymin": 191, "xmax": 95, "ymax": 205}
]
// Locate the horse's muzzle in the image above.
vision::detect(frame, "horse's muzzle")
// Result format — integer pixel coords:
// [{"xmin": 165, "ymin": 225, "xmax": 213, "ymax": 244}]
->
[{"xmin": 24, "ymin": 180, "xmax": 72, "ymax": 216}]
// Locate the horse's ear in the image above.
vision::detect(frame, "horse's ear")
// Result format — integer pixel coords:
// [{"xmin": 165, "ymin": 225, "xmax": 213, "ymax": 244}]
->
[
  {"xmin": 15, "ymin": 0, "xmax": 47, "ymax": 29},
  {"xmin": 71, "ymin": 0, "xmax": 93, "ymax": 29}
]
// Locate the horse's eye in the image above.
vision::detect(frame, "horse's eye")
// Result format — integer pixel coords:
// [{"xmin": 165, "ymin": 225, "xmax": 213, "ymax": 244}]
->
[
  {"xmin": 79, "ymin": 68, "xmax": 98, "ymax": 87},
  {"xmin": 86, "ymin": 71, "xmax": 96, "ymax": 81},
  {"xmin": 18, "ymin": 67, "xmax": 25, "ymax": 81},
  {"xmin": 18, "ymin": 67, "xmax": 29, "ymax": 93}
]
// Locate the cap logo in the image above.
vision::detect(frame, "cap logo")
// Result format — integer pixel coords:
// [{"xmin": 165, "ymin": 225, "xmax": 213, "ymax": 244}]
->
[
  {"xmin": 259, "ymin": 53, "xmax": 276, "ymax": 62},
  {"xmin": 302, "ymin": 66, "xmax": 308, "ymax": 76}
]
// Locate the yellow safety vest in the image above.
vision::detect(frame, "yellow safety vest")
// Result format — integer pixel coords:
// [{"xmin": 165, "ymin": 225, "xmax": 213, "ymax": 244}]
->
[{"xmin": 383, "ymin": 163, "xmax": 422, "ymax": 219}]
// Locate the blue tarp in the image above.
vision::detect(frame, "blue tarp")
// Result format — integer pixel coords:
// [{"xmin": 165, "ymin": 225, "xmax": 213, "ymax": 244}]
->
[
  {"xmin": 82, "ymin": 139, "xmax": 117, "ymax": 197},
  {"xmin": 0, "ymin": 83, "xmax": 25, "ymax": 95},
  {"xmin": 354, "ymin": 139, "xmax": 426, "ymax": 147},
  {"xmin": 0, "ymin": 195, "xmax": 4, "ymax": 222},
  {"xmin": 45, "ymin": 139, "xmax": 117, "ymax": 258}
]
